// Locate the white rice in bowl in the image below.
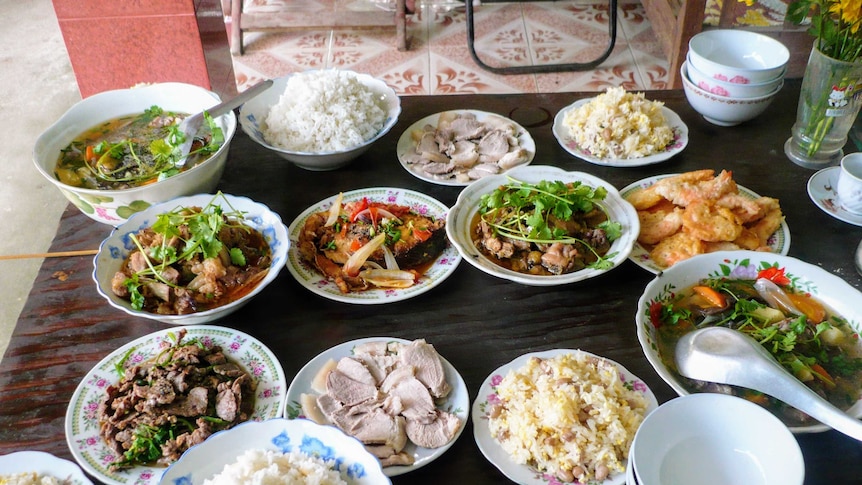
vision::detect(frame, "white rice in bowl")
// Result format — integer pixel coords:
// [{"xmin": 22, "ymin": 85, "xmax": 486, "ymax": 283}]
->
[
  {"xmin": 263, "ymin": 70, "xmax": 388, "ymax": 153},
  {"xmin": 0, "ymin": 473, "xmax": 67, "ymax": 485},
  {"xmin": 203, "ymin": 449, "xmax": 348, "ymax": 485},
  {"xmin": 487, "ymin": 353, "xmax": 649, "ymax": 483}
]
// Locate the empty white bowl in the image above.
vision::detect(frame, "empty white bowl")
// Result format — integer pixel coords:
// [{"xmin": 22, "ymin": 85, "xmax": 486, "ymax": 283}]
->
[
  {"xmin": 681, "ymin": 63, "xmax": 782, "ymax": 126},
  {"xmin": 632, "ymin": 394, "xmax": 804, "ymax": 485},
  {"xmin": 686, "ymin": 54, "xmax": 784, "ymax": 98},
  {"xmin": 688, "ymin": 29, "xmax": 789, "ymax": 84},
  {"xmin": 239, "ymin": 70, "xmax": 401, "ymax": 171}
]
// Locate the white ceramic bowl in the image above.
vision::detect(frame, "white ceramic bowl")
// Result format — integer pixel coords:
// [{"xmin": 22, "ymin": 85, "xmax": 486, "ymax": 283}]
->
[
  {"xmin": 93, "ymin": 193, "xmax": 289, "ymax": 325},
  {"xmin": 685, "ymin": 55, "xmax": 784, "ymax": 98},
  {"xmin": 446, "ymin": 165, "xmax": 639, "ymax": 286},
  {"xmin": 161, "ymin": 418, "xmax": 391, "ymax": 485},
  {"xmin": 636, "ymin": 250, "xmax": 862, "ymax": 434},
  {"xmin": 33, "ymin": 82, "xmax": 237, "ymax": 225},
  {"xmin": 0, "ymin": 451, "xmax": 92, "ymax": 485},
  {"xmin": 688, "ymin": 29, "xmax": 789, "ymax": 84},
  {"xmin": 239, "ymin": 70, "xmax": 401, "ymax": 171},
  {"xmin": 681, "ymin": 63, "xmax": 782, "ymax": 126},
  {"xmin": 632, "ymin": 394, "xmax": 804, "ymax": 485}
]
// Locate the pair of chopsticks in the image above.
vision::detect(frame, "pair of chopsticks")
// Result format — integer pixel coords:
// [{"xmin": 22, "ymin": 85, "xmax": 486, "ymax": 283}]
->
[{"xmin": 0, "ymin": 249, "xmax": 99, "ymax": 261}]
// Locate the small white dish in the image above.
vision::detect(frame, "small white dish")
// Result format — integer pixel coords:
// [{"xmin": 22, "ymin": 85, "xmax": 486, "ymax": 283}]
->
[
  {"xmin": 620, "ymin": 174, "xmax": 791, "ymax": 273},
  {"xmin": 284, "ymin": 337, "xmax": 469, "ymax": 476},
  {"xmin": 286, "ymin": 188, "xmax": 461, "ymax": 304},
  {"xmin": 472, "ymin": 349, "xmax": 658, "ymax": 485},
  {"xmin": 160, "ymin": 418, "xmax": 390, "ymax": 485},
  {"xmin": 0, "ymin": 451, "xmax": 92, "ymax": 485},
  {"xmin": 808, "ymin": 166, "xmax": 862, "ymax": 226},
  {"xmin": 65, "ymin": 325, "xmax": 287, "ymax": 485},
  {"xmin": 396, "ymin": 110, "xmax": 535, "ymax": 186},
  {"xmin": 552, "ymin": 99, "xmax": 688, "ymax": 167},
  {"xmin": 446, "ymin": 165, "xmax": 639, "ymax": 285}
]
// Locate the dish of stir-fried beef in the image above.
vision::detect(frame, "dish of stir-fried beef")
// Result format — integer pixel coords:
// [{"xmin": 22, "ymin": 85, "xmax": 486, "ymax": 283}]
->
[
  {"xmin": 110, "ymin": 197, "xmax": 272, "ymax": 315},
  {"xmin": 98, "ymin": 329, "xmax": 255, "ymax": 470}
]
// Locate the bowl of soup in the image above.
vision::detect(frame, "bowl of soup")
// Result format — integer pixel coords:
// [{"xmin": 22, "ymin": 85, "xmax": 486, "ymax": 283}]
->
[
  {"xmin": 33, "ymin": 82, "xmax": 237, "ymax": 225},
  {"xmin": 636, "ymin": 250, "xmax": 862, "ymax": 433}
]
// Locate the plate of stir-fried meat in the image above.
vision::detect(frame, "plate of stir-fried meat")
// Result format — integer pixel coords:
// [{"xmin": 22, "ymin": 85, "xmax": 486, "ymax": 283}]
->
[
  {"xmin": 621, "ymin": 170, "xmax": 790, "ymax": 273},
  {"xmin": 64, "ymin": 326, "xmax": 286, "ymax": 485},
  {"xmin": 288, "ymin": 188, "xmax": 461, "ymax": 304}
]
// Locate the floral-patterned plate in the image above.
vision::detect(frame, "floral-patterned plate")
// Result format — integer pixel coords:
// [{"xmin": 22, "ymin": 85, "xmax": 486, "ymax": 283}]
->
[
  {"xmin": 472, "ymin": 349, "xmax": 658, "ymax": 485},
  {"xmin": 807, "ymin": 166, "xmax": 862, "ymax": 227},
  {"xmin": 0, "ymin": 451, "xmax": 93, "ymax": 485},
  {"xmin": 635, "ymin": 250, "xmax": 862, "ymax": 434},
  {"xmin": 619, "ymin": 174, "xmax": 791, "ymax": 274},
  {"xmin": 64, "ymin": 325, "xmax": 287, "ymax": 485},
  {"xmin": 552, "ymin": 99, "xmax": 688, "ymax": 167},
  {"xmin": 286, "ymin": 188, "xmax": 462, "ymax": 304},
  {"xmin": 283, "ymin": 337, "xmax": 469, "ymax": 476}
]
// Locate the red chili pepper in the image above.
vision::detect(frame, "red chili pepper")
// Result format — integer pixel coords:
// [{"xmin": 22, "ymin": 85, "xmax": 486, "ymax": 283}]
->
[
  {"xmin": 649, "ymin": 301, "xmax": 664, "ymax": 328},
  {"xmin": 413, "ymin": 227, "xmax": 433, "ymax": 242},
  {"xmin": 757, "ymin": 266, "xmax": 790, "ymax": 286},
  {"xmin": 349, "ymin": 198, "xmax": 369, "ymax": 222}
]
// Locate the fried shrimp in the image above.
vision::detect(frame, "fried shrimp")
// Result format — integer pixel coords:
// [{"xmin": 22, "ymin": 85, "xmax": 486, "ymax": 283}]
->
[{"xmin": 624, "ymin": 169, "xmax": 785, "ymax": 269}]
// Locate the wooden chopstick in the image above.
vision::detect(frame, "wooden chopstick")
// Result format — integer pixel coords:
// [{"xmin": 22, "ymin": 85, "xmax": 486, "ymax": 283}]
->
[{"xmin": 0, "ymin": 249, "xmax": 99, "ymax": 261}]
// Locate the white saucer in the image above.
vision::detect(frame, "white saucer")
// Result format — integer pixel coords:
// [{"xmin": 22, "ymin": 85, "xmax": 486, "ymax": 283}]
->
[{"xmin": 807, "ymin": 166, "xmax": 862, "ymax": 226}]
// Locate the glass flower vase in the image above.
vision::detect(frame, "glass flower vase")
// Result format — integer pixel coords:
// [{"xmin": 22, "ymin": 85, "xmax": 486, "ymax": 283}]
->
[{"xmin": 785, "ymin": 46, "xmax": 862, "ymax": 169}]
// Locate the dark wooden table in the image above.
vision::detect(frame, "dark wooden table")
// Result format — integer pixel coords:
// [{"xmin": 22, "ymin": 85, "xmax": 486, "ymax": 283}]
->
[{"xmin": 3, "ymin": 80, "xmax": 862, "ymax": 484}]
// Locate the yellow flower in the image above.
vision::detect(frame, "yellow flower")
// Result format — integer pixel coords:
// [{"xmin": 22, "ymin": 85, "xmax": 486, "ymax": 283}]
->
[{"xmin": 835, "ymin": 0, "xmax": 862, "ymax": 30}]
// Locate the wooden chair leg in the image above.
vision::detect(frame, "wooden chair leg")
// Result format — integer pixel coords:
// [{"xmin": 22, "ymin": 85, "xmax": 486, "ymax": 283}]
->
[
  {"xmin": 395, "ymin": 0, "xmax": 407, "ymax": 51},
  {"xmin": 230, "ymin": 0, "xmax": 243, "ymax": 55}
]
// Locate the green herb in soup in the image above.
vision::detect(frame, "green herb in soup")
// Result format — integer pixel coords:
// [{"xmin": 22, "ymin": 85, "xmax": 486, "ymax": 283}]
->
[
  {"xmin": 648, "ymin": 265, "xmax": 862, "ymax": 426},
  {"xmin": 54, "ymin": 105, "xmax": 224, "ymax": 190}
]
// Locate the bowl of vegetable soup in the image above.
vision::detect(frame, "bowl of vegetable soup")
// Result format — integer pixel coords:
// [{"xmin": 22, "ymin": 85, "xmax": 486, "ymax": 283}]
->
[
  {"xmin": 636, "ymin": 250, "xmax": 862, "ymax": 434},
  {"xmin": 33, "ymin": 82, "xmax": 237, "ymax": 225}
]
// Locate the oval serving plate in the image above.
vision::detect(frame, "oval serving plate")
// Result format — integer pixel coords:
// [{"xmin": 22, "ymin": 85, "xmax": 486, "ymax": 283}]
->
[
  {"xmin": 446, "ymin": 165, "xmax": 638, "ymax": 286},
  {"xmin": 553, "ymin": 98, "xmax": 688, "ymax": 167},
  {"xmin": 397, "ymin": 110, "xmax": 535, "ymax": 186},
  {"xmin": 286, "ymin": 188, "xmax": 461, "ymax": 304},
  {"xmin": 65, "ymin": 325, "xmax": 287, "ymax": 485},
  {"xmin": 284, "ymin": 337, "xmax": 469, "ymax": 477},
  {"xmin": 472, "ymin": 349, "xmax": 658, "ymax": 485},
  {"xmin": 619, "ymin": 174, "xmax": 791, "ymax": 274},
  {"xmin": 0, "ymin": 451, "xmax": 92, "ymax": 485}
]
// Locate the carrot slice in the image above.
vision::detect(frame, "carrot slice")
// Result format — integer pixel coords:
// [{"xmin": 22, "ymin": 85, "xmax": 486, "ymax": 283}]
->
[
  {"xmin": 786, "ymin": 292, "xmax": 826, "ymax": 324},
  {"xmin": 692, "ymin": 286, "xmax": 726, "ymax": 308},
  {"xmin": 811, "ymin": 363, "xmax": 835, "ymax": 388}
]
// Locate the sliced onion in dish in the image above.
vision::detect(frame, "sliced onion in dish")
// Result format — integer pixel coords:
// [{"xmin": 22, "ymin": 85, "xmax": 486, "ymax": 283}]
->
[
  {"xmin": 353, "ymin": 207, "xmax": 402, "ymax": 224},
  {"xmin": 382, "ymin": 244, "xmax": 399, "ymax": 270},
  {"xmin": 325, "ymin": 192, "xmax": 344, "ymax": 227},
  {"xmin": 343, "ymin": 233, "xmax": 386, "ymax": 277},
  {"xmin": 359, "ymin": 268, "xmax": 417, "ymax": 288}
]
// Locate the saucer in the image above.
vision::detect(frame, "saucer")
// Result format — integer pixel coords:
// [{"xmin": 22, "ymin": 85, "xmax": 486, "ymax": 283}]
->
[{"xmin": 807, "ymin": 166, "xmax": 862, "ymax": 227}]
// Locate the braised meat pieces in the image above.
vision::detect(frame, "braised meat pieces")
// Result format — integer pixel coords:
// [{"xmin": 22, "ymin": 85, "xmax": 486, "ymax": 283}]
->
[
  {"xmin": 302, "ymin": 339, "xmax": 461, "ymax": 467},
  {"xmin": 99, "ymin": 329, "xmax": 255, "ymax": 469}
]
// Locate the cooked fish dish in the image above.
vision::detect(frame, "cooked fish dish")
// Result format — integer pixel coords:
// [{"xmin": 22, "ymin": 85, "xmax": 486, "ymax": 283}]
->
[{"xmin": 297, "ymin": 194, "xmax": 448, "ymax": 293}]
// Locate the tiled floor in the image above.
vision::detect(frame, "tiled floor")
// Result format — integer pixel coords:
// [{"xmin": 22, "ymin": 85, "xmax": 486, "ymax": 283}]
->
[{"xmin": 228, "ymin": 0, "xmax": 670, "ymax": 95}]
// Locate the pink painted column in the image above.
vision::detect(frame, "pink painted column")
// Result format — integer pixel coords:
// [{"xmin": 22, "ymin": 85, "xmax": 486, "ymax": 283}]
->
[{"xmin": 52, "ymin": 0, "xmax": 211, "ymax": 98}]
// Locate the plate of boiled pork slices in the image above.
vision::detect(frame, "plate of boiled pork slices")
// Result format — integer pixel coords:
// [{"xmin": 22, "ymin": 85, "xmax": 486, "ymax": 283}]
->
[
  {"xmin": 284, "ymin": 337, "xmax": 469, "ymax": 476},
  {"xmin": 397, "ymin": 110, "xmax": 535, "ymax": 186}
]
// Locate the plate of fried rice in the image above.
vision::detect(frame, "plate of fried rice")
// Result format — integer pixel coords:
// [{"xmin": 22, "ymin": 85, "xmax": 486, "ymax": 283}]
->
[{"xmin": 472, "ymin": 349, "xmax": 658, "ymax": 485}]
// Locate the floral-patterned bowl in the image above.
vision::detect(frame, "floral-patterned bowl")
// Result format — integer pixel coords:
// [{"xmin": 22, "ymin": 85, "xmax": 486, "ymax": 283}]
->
[
  {"xmin": 472, "ymin": 349, "xmax": 658, "ymax": 485},
  {"xmin": 64, "ymin": 325, "xmax": 287, "ymax": 485},
  {"xmin": 93, "ymin": 193, "xmax": 289, "ymax": 325},
  {"xmin": 636, "ymin": 250, "xmax": 862, "ymax": 434},
  {"xmin": 33, "ymin": 82, "xmax": 237, "ymax": 225},
  {"xmin": 161, "ymin": 418, "xmax": 390, "ymax": 485}
]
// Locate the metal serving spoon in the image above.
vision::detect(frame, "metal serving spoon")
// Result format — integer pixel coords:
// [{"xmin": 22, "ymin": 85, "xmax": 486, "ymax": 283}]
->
[
  {"xmin": 174, "ymin": 78, "xmax": 274, "ymax": 166},
  {"xmin": 675, "ymin": 326, "xmax": 862, "ymax": 441}
]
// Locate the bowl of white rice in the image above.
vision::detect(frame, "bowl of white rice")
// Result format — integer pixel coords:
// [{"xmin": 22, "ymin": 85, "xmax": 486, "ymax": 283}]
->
[
  {"xmin": 239, "ymin": 70, "xmax": 400, "ymax": 171},
  {"xmin": 160, "ymin": 418, "xmax": 391, "ymax": 485}
]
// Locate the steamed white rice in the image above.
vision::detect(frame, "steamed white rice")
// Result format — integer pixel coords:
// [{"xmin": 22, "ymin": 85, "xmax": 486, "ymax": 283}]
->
[
  {"xmin": 263, "ymin": 70, "xmax": 388, "ymax": 152},
  {"xmin": 203, "ymin": 449, "xmax": 348, "ymax": 485},
  {"xmin": 488, "ymin": 353, "xmax": 648, "ymax": 483},
  {"xmin": 0, "ymin": 473, "xmax": 65, "ymax": 485}
]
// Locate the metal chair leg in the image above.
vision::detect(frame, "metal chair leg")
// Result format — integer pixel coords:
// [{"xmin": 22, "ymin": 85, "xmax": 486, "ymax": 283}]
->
[{"xmin": 466, "ymin": 0, "xmax": 618, "ymax": 74}]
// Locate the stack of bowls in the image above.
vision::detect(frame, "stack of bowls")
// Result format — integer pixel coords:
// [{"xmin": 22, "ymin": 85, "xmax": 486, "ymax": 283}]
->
[{"xmin": 681, "ymin": 29, "xmax": 789, "ymax": 126}]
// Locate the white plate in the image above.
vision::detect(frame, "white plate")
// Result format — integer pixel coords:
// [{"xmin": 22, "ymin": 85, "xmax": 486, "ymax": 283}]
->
[
  {"xmin": 0, "ymin": 451, "xmax": 92, "ymax": 485},
  {"xmin": 807, "ymin": 166, "xmax": 862, "ymax": 227},
  {"xmin": 446, "ymin": 165, "xmax": 639, "ymax": 286},
  {"xmin": 284, "ymin": 337, "xmax": 469, "ymax": 477},
  {"xmin": 552, "ymin": 98, "xmax": 688, "ymax": 167},
  {"xmin": 396, "ymin": 110, "xmax": 535, "ymax": 186},
  {"xmin": 472, "ymin": 349, "xmax": 659, "ymax": 485},
  {"xmin": 65, "ymin": 326, "xmax": 287, "ymax": 485},
  {"xmin": 619, "ymin": 174, "xmax": 791, "ymax": 274},
  {"xmin": 286, "ymin": 188, "xmax": 461, "ymax": 303}
]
